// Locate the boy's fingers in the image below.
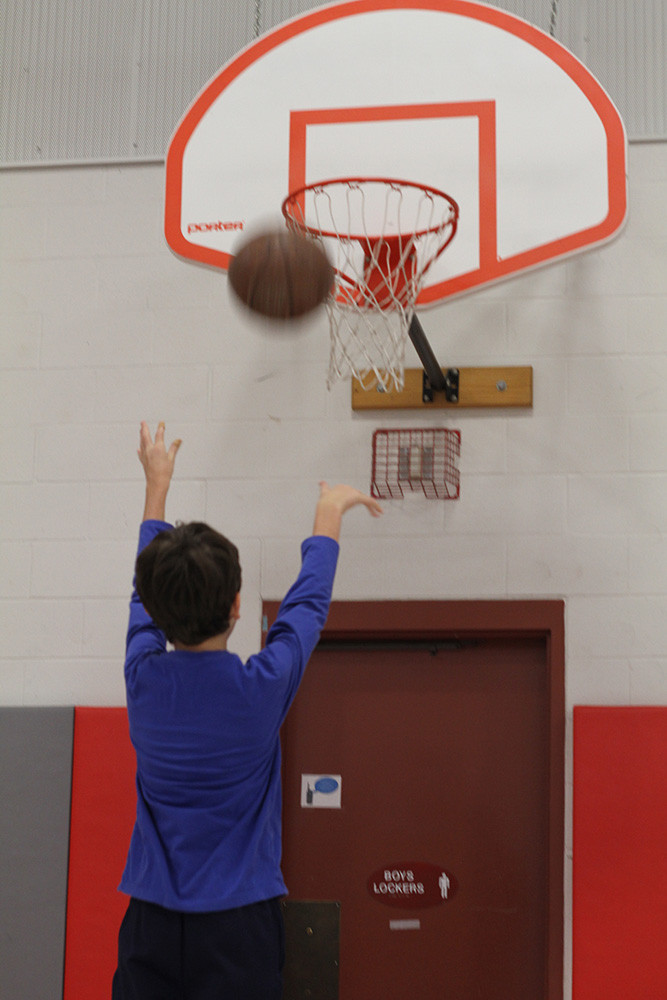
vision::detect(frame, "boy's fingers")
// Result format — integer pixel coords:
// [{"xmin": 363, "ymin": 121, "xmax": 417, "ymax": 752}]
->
[
  {"xmin": 139, "ymin": 421, "xmax": 152, "ymax": 448},
  {"xmin": 358, "ymin": 493, "xmax": 382, "ymax": 516},
  {"xmin": 168, "ymin": 439, "xmax": 183, "ymax": 461}
]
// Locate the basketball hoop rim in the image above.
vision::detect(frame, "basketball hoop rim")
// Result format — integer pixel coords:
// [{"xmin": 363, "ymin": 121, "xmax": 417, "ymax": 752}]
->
[{"xmin": 282, "ymin": 176, "xmax": 459, "ymax": 243}]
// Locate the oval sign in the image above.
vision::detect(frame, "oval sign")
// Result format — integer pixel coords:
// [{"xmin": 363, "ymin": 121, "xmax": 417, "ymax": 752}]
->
[
  {"xmin": 367, "ymin": 862, "xmax": 458, "ymax": 909},
  {"xmin": 314, "ymin": 776, "xmax": 339, "ymax": 794}
]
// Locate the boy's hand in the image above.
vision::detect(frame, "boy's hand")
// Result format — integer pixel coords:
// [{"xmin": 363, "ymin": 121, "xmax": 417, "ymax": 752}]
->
[
  {"xmin": 317, "ymin": 482, "xmax": 383, "ymax": 516},
  {"xmin": 138, "ymin": 421, "xmax": 182, "ymax": 521},
  {"xmin": 313, "ymin": 482, "xmax": 383, "ymax": 540}
]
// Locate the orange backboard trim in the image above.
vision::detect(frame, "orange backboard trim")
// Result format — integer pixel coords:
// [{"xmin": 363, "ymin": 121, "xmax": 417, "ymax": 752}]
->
[{"xmin": 288, "ymin": 102, "xmax": 497, "ymax": 305}]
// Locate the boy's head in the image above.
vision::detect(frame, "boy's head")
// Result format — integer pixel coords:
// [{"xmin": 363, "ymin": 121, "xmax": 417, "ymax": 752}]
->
[{"xmin": 135, "ymin": 522, "xmax": 242, "ymax": 646}]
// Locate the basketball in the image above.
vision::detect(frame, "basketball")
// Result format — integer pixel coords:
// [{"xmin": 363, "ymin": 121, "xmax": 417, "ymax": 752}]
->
[{"xmin": 228, "ymin": 229, "xmax": 334, "ymax": 320}]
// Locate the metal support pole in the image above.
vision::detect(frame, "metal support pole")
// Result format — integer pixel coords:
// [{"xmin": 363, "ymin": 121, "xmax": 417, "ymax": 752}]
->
[
  {"xmin": 407, "ymin": 314, "xmax": 459, "ymax": 402},
  {"xmin": 407, "ymin": 314, "xmax": 446, "ymax": 391}
]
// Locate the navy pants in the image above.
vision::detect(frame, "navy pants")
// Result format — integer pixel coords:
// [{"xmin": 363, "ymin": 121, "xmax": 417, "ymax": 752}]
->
[{"xmin": 112, "ymin": 896, "xmax": 285, "ymax": 1000}]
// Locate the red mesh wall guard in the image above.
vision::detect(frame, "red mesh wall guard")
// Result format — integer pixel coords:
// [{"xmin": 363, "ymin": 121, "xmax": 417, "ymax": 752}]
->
[
  {"xmin": 64, "ymin": 708, "xmax": 136, "ymax": 1000},
  {"xmin": 371, "ymin": 428, "xmax": 460, "ymax": 499},
  {"xmin": 573, "ymin": 706, "xmax": 667, "ymax": 1000}
]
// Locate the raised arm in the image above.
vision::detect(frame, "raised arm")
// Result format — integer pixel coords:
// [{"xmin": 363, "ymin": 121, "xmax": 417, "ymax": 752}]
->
[
  {"xmin": 137, "ymin": 421, "xmax": 182, "ymax": 521},
  {"xmin": 312, "ymin": 481, "xmax": 383, "ymax": 542}
]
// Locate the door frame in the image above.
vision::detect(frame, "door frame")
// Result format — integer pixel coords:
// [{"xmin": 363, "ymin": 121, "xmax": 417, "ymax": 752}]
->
[{"xmin": 264, "ymin": 598, "xmax": 565, "ymax": 999}]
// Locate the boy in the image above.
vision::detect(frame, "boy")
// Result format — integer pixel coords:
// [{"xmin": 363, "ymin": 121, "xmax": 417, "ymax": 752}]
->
[{"xmin": 113, "ymin": 421, "xmax": 382, "ymax": 1000}]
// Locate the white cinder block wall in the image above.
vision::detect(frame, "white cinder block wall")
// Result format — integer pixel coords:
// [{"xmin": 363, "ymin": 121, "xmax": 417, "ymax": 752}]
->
[{"xmin": 1, "ymin": 145, "xmax": 666, "ymax": 996}]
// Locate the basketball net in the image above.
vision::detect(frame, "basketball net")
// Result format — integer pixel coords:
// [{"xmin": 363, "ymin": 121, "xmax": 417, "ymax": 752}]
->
[{"xmin": 283, "ymin": 178, "xmax": 458, "ymax": 391}]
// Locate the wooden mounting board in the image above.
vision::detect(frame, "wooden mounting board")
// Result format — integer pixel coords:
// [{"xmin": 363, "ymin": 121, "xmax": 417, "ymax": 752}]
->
[{"xmin": 351, "ymin": 366, "xmax": 533, "ymax": 410}]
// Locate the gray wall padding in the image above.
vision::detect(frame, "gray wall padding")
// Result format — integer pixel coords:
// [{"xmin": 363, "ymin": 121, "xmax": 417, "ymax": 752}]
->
[{"xmin": 0, "ymin": 707, "xmax": 74, "ymax": 1000}]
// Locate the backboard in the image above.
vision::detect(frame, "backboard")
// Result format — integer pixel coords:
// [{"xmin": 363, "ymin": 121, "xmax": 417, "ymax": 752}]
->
[{"xmin": 165, "ymin": 0, "xmax": 627, "ymax": 306}]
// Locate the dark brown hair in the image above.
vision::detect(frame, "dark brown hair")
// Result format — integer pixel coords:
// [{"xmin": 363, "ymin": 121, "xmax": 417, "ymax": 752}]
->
[{"xmin": 135, "ymin": 522, "xmax": 242, "ymax": 646}]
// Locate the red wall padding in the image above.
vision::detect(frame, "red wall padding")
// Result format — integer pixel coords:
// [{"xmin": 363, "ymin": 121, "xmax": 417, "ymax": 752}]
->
[
  {"xmin": 573, "ymin": 706, "xmax": 667, "ymax": 1000},
  {"xmin": 61, "ymin": 705, "xmax": 667, "ymax": 998},
  {"xmin": 64, "ymin": 708, "xmax": 136, "ymax": 1000}
]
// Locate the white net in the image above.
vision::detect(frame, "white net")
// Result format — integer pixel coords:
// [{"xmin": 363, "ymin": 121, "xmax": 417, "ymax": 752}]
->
[{"xmin": 283, "ymin": 178, "xmax": 458, "ymax": 391}]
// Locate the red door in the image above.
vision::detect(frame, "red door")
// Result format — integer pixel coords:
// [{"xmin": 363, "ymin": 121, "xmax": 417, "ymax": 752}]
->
[{"xmin": 281, "ymin": 637, "xmax": 553, "ymax": 999}]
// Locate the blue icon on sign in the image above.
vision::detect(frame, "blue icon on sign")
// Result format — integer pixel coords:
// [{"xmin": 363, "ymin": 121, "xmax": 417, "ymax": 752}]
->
[{"xmin": 314, "ymin": 776, "xmax": 339, "ymax": 794}]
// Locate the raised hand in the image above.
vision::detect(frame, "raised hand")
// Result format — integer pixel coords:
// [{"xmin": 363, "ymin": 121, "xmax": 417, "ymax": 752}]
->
[
  {"xmin": 313, "ymin": 481, "xmax": 383, "ymax": 540},
  {"xmin": 138, "ymin": 421, "xmax": 182, "ymax": 521}
]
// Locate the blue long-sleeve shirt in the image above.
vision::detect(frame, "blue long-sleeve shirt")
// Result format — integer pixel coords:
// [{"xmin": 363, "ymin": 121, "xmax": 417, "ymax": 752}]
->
[{"xmin": 119, "ymin": 519, "xmax": 339, "ymax": 912}]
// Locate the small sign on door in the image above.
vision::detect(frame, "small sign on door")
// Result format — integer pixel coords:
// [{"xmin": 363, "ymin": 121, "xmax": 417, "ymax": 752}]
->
[
  {"xmin": 367, "ymin": 862, "xmax": 458, "ymax": 907},
  {"xmin": 301, "ymin": 774, "xmax": 342, "ymax": 808}
]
